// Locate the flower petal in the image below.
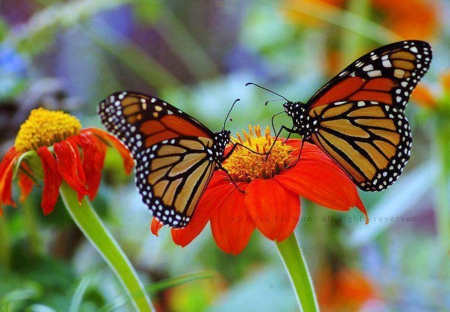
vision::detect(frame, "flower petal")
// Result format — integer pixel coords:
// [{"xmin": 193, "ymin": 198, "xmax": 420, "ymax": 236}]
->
[
  {"xmin": 37, "ymin": 146, "xmax": 62, "ymax": 215},
  {"xmin": 68, "ymin": 138, "xmax": 86, "ymax": 185},
  {"xmin": 77, "ymin": 132, "xmax": 107, "ymax": 200},
  {"xmin": 210, "ymin": 185, "xmax": 254, "ymax": 255},
  {"xmin": 53, "ymin": 141, "xmax": 88, "ymax": 201},
  {"xmin": 85, "ymin": 128, "xmax": 134, "ymax": 175},
  {"xmin": 150, "ymin": 218, "xmax": 164, "ymax": 236},
  {"xmin": 18, "ymin": 163, "xmax": 35, "ymax": 202},
  {"xmin": 244, "ymin": 178, "xmax": 300, "ymax": 242},
  {"xmin": 0, "ymin": 147, "xmax": 18, "ymax": 213},
  {"xmin": 171, "ymin": 171, "xmax": 242, "ymax": 248},
  {"xmin": 278, "ymin": 140, "xmax": 367, "ymax": 218}
]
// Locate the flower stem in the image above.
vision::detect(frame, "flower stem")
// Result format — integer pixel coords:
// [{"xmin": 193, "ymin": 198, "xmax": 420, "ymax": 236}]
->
[
  {"xmin": 22, "ymin": 198, "xmax": 43, "ymax": 255},
  {"xmin": 435, "ymin": 122, "xmax": 450, "ymax": 252},
  {"xmin": 276, "ymin": 233, "xmax": 318, "ymax": 312},
  {"xmin": 59, "ymin": 182, "xmax": 154, "ymax": 311},
  {"xmin": 0, "ymin": 216, "xmax": 11, "ymax": 270}
]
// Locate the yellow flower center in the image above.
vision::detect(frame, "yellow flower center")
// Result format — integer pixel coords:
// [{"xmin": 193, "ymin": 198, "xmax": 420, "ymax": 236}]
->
[
  {"xmin": 223, "ymin": 125, "xmax": 293, "ymax": 182},
  {"xmin": 14, "ymin": 107, "xmax": 82, "ymax": 153}
]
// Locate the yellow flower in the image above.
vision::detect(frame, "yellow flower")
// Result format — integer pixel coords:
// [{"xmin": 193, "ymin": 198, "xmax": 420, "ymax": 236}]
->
[{"xmin": 0, "ymin": 108, "xmax": 133, "ymax": 216}]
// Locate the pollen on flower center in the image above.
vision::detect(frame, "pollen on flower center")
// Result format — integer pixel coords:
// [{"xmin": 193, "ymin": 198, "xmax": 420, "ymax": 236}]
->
[
  {"xmin": 223, "ymin": 125, "xmax": 293, "ymax": 182},
  {"xmin": 14, "ymin": 107, "xmax": 82, "ymax": 153}
]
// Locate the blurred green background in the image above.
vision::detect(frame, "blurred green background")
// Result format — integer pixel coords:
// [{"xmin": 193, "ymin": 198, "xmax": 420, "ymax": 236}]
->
[{"xmin": 0, "ymin": 0, "xmax": 449, "ymax": 311}]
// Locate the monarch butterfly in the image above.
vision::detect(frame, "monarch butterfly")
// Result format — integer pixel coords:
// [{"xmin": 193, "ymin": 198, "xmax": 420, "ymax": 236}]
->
[
  {"xmin": 98, "ymin": 91, "xmax": 236, "ymax": 228},
  {"xmin": 252, "ymin": 40, "xmax": 432, "ymax": 191}
]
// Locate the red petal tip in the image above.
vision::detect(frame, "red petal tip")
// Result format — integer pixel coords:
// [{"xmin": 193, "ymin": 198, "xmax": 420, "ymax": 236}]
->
[{"xmin": 151, "ymin": 218, "xmax": 164, "ymax": 236}]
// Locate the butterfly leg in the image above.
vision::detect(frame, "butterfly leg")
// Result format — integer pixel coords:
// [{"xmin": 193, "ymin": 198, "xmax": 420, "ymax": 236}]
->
[
  {"xmin": 286, "ymin": 139, "xmax": 305, "ymax": 169},
  {"xmin": 222, "ymin": 142, "xmax": 267, "ymax": 160},
  {"xmin": 265, "ymin": 125, "xmax": 296, "ymax": 160},
  {"xmin": 270, "ymin": 111, "xmax": 285, "ymax": 136},
  {"xmin": 216, "ymin": 163, "xmax": 246, "ymax": 194}
]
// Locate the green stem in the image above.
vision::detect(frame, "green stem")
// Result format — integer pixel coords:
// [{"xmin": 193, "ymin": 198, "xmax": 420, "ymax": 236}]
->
[
  {"xmin": 436, "ymin": 172, "xmax": 450, "ymax": 252},
  {"xmin": 0, "ymin": 216, "xmax": 11, "ymax": 270},
  {"xmin": 278, "ymin": 0, "xmax": 401, "ymax": 43},
  {"xmin": 156, "ymin": 5, "xmax": 221, "ymax": 80},
  {"xmin": 87, "ymin": 20, "xmax": 182, "ymax": 90},
  {"xmin": 59, "ymin": 182, "xmax": 154, "ymax": 312},
  {"xmin": 22, "ymin": 197, "xmax": 43, "ymax": 255},
  {"xmin": 276, "ymin": 233, "xmax": 318, "ymax": 312},
  {"xmin": 435, "ymin": 120, "xmax": 450, "ymax": 252},
  {"xmin": 339, "ymin": 0, "xmax": 371, "ymax": 66}
]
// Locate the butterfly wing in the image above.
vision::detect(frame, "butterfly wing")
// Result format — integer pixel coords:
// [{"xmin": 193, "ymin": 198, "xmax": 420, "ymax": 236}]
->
[
  {"xmin": 98, "ymin": 91, "xmax": 220, "ymax": 227},
  {"xmin": 296, "ymin": 41, "xmax": 431, "ymax": 191},
  {"xmin": 308, "ymin": 100, "xmax": 411, "ymax": 191},
  {"xmin": 98, "ymin": 91, "xmax": 214, "ymax": 156},
  {"xmin": 307, "ymin": 40, "xmax": 432, "ymax": 111},
  {"xmin": 135, "ymin": 137, "xmax": 216, "ymax": 227}
]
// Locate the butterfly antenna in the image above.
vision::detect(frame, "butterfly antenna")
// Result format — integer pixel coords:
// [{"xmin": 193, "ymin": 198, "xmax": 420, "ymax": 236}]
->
[
  {"xmin": 245, "ymin": 82, "xmax": 290, "ymax": 102},
  {"xmin": 264, "ymin": 98, "xmax": 284, "ymax": 106},
  {"xmin": 223, "ymin": 98, "xmax": 240, "ymax": 130}
]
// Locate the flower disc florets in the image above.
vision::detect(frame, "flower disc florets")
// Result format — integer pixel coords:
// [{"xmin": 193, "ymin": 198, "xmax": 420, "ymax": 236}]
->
[
  {"xmin": 14, "ymin": 107, "xmax": 82, "ymax": 153},
  {"xmin": 223, "ymin": 125, "xmax": 293, "ymax": 181}
]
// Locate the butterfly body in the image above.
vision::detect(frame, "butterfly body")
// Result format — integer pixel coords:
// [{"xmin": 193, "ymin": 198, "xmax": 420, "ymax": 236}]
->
[
  {"xmin": 98, "ymin": 91, "xmax": 231, "ymax": 228},
  {"xmin": 280, "ymin": 40, "xmax": 431, "ymax": 191},
  {"xmin": 283, "ymin": 101, "xmax": 315, "ymax": 140}
]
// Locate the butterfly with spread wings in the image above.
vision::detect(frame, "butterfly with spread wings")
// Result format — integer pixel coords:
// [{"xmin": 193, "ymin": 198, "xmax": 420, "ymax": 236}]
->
[
  {"xmin": 255, "ymin": 40, "xmax": 432, "ymax": 191},
  {"xmin": 98, "ymin": 91, "xmax": 236, "ymax": 228}
]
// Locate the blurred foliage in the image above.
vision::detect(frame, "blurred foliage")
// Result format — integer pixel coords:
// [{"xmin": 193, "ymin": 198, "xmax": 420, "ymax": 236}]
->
[{"xmin": 1, "ymin": 0, "xmax": 449, "ymax": 311}]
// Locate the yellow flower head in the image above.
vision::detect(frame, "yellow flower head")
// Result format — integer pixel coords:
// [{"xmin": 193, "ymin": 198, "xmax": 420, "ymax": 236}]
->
[
  {"xmin": 14, "ymin": 108, "xmax": 82, "ymax": 153},
  {"xmin": 223, "ymin": 125, "xmax": 293, "ymax": 181}
]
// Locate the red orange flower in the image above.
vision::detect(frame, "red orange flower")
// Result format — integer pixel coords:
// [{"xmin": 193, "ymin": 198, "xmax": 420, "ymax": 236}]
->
[
  {"xmin": 371, "ymin": 0, "xmax": 439, "ymax": 40},
  {"xmin": 412, "ymin": 70, "xmax": 450, "ymax": 111},
  {"xmin": 283, "ymin": 0, "xmax": 439, "ymax": 39},
  {"xmin": 0, "ymin": 107, "xmax": 133, "ymax": 216},
  {"xmin": 316, "ymin": 266, "xmax": 378, "ymax": 311},
  {"xmin": 152, "ymin": 125, "xmax": 367, "ymax": 255}
]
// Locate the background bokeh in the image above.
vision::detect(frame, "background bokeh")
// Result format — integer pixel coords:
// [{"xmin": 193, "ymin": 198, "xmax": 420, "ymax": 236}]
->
[{"xmin": 1, "ymin": 0, "xmax": 449, "ymax": 311}]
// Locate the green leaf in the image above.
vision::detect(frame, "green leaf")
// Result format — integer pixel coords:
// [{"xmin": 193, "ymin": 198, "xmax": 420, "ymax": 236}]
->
[
  {"xmin": 133, "ymin": 0, "xmax": 163, "ymax": 24},
  {"xmin": 99, "ymin": 271, "xmax": 215, "ymax": 311},
  {"xmin": 69, "ymin": 276, "xmax": 93, "ymax": 312},
  {"xmin": 14, "ymin": 150, "xmax": 42, "ymax": 182}
]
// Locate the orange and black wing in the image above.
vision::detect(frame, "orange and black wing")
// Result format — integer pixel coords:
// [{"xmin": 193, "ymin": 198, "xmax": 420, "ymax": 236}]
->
[
  {"xmin": 307, "ymin": 40, "xmax": 432, "ymax": 111},
  {"xmin": 98, "ymin": 91, "xmax": 214, "ymax": 156},
  {"xmin": 308, "ymin": 100, "xmax": 411, "ymax": 191},
  {"xmin": 295, "ymin": 41, "xmax": 431, "ymax": 191},
  {"xmin": 134, "ymin": 137, "xmax": 216, "ymax": 227},
  {"xmin": 98, "ymin": 91, "xmax": 225, "ymax": 228}
]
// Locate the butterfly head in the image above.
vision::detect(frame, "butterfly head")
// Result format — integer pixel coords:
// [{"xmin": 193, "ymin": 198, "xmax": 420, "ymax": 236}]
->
[
  {"xmin": 282, "ymin": 101, "xmax": 296, "ymax": 116},
  {"xmin": 283, "ymin": 101, "xmax": 312, "ymax": 137},
  {"xmin": 212, "ymin": 130, "xmax": 231, "ymax": 162}
]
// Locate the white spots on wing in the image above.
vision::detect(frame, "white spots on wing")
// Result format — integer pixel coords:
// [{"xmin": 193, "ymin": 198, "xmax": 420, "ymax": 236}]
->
[
  {"xmin": 382, "ymin": 60, "xmax": 392, "ymax": 68},
  {"xmin": 367, "ymin": 70, "xmax": 382, "ymax": 77}
]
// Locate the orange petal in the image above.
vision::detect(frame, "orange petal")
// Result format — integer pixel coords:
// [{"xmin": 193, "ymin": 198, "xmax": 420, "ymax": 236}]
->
[
  {"xmin": 0, "ymin": 147, "xmax": 18, "ymax": 212},
  {"xmin": 68, "ymin": 138, "xmax": 86, "ymax": 185},
  {"xmin": 18, "ymin": 163, "xmax": 35, "ymax": 202},
  {"xmin": 210, "ymin": 185, "xmax": 254, "ymax": 255},
  {"xmin": 78, "ymin": 132, "xmax": 107, "ymax": 200},
  {"xmin": 37, "ymin": 146, "xmax": 62, "ymax": 215},
  {"xmin": 171, "ymin": 171, "xmax": 239, "ymax": 247},
  {"xmin": 440, "ymin": 71, "xmax": 450, "ymax": 91},
  {"xmin": 244, "ymin": 178, "xmax": 300, "ymax": 242},
  {"xmin": 372, "ymin": 0, "xmax": 438, "ymax": 39},
  {"xmin": 317, "ymin": 267, "xmax": 378, "ymax": 310},
  {"xmin": 412, "ymin": 85, "xmax": 436, "ymax": 109},
  {"xmin": 278, "ymin": 141, "xmax": 367, "ymax": 218},
  {"xmin": 53, "ymin": 141, "xmax": 88, "ymax": 202},
  {"xmin": 150, "ymin": 218, "xmax": 164, "ymax": 236},
  {"xmin": 86, "ymin": 128, "xmax": 134, "ymax": 175}
]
